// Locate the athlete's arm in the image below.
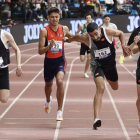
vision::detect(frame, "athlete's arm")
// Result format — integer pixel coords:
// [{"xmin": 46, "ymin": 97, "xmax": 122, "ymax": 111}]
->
[
  {"xmin": 63, "ymin": 26, "xmax": 74, "ymax": 38},
  {"xmin": 4, "ymin": 30, "xmax": 23, "ymax": 77},
  {"xmin": 106, "ymin": 28, "xmax": 131, "ymax": 56},
  {"xmin": 64, "ymin": 32, "xmax": 89, "ymax": 46},
  {"xmin": 76, "ymin": 25, "xmax": 83, "ymax": 35},
  {"xmin": 38, "ymin": 28, "xmax": 50, "ymax": 55}
]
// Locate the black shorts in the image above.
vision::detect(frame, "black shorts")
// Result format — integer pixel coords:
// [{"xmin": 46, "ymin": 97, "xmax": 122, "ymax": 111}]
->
[
  {"xmin": 93, "ymin": 66, "xmax": 118, "ymax": 82},
  {"xmin": 136, "ymin": 67, "xmax": 140, "ymax": 84},
  {"xmin": 0, "ymin": 67, "xmax": 9, "ymax": 90},
  {"xmin": 80, "ymin": 43, "xmax": 90, "ymax": 55},
  {"xmin": 44, "ymin": 60, "xmax": 67, "ymax": 82}
]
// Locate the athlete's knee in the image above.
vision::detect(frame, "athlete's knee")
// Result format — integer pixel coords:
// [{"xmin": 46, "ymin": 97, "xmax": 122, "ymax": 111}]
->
[
  {"xmin": 111, "ymin": 84, "xmax": 118, "ymax": 90},
  {"xmin": 57, "ymin": 79, "xmax": 63, "ymax": 87},
  {"xmin": 96, "ymin": 84, "xmax": 105, "ymax": 93},
  {"xmin": 80, "ymin": 58, "xmax": 85, "ymax": 62},
  {"xmin": 112, "ymin": 86, "xmax": 118, "ymax": 90},
  {"xmin": 1, "ymin": 96, "xmax": 8, "ymax": 103}
]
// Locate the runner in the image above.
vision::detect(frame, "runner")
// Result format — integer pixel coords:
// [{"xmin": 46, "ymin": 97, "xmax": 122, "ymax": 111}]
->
[
  {"xmin": 76, "ymin": 12, "xmax": 93, "ymax": 78},
  {"xmin": 64, "ymin": 22, "xmax": 131, "ymax": 129},
  {"xmin": 38, "ymin": 7, "xmax": 73, "ymax": 121},
  {"xmin": 0, "ymin": 30, "xmax": 23, "ymax": 103}
]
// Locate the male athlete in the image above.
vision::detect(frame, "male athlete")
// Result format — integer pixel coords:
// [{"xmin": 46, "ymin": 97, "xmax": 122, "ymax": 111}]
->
[
  {"xmin": 0, "ymin": 30, "xmax": 23, "ymax": 103},
  {"xmin": 38, "ymin": 7, "xmax": 73, "ymax": 121},
  {"xmin": 76, "ymin": 12, "xmax": 93, "ymax": 78},
  {"xmin": 64, "ymin": 22, "xmax": 131, "ymax": 129}
]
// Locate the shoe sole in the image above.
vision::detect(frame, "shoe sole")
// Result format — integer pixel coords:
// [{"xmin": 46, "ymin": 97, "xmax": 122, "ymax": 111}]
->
[
  {"xmin": 56, "ymin": 118, "xmax": 63, "ymax": 121},
  {"xmin": 93, "ymin": 120, "xmax": 101, "ymax": 129},
  {"xmin": 56, "ymin": 116, "xmax": 63, "ymax": 121}
]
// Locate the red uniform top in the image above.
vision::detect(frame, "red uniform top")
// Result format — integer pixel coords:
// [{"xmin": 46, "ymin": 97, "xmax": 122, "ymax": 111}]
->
[{"xmin": 45, "ymin": 24, "xmax": 64, "ymax": 59}]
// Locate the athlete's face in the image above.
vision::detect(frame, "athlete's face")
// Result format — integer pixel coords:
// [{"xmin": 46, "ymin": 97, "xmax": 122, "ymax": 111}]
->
[
  {"xmin": 103, "ymin": 17, "xmax": 110, "ymax": 24},
  {"xmin": 88, "ymin": 28, "xmax": 101, "ymax": 41},
  {"xmin": 48, "ymin": 12, "xmax": 60, "ymax": 26},
  {"xmin": 86, "ymin": 15, "xmax": 92, "ymax": 24}
]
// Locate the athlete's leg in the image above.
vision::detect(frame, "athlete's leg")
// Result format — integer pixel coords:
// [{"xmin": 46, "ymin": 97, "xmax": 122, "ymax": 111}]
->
[
  {"xmin": 84, "ymin": 53, "xmax": 90, "ymax": 74},
  {"xmin": 94, "ymin": 76, "xmax": 105, "ymax": 119},
  {"xmin": 0, "ymin": 90, "xmax": 10, "ymax": 103},
  {"xmin": 45, "ymin": 81, "xmax": 53, "ymax": 102},
  {"xmin": 56, "ymin": 71, "xmax": 65, "ymax": 110},
  {"xmin": 107, "ymin": 80, "xmax": 118, "ymax": 90},
  {"xmin": 104, "ymin": 67, "xmax": 118, "ymax": 90},
  {"xmin": 136, "ymin": 84, "xmax": 140, "ymax": 122}
]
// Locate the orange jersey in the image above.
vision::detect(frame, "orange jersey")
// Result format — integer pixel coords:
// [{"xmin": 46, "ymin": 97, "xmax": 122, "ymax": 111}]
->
[{"xmin": 45, "ymin": 24, "xmax": 65, "ymax": 59}]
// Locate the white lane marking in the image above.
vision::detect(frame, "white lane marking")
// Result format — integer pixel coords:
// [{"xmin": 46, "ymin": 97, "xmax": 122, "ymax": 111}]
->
[
  {"xmin": 10, "ymin": 46, "xmax": 79, "ymax": 57},
  {"xmin": 126, "ymin": 119, "xmax": 138, "ymax": 121},
  {"xmin": 9, "ymin": 54, "xmax": 38, "ymax": 74},
  {"xmin": 0, "ymin": 69, "xmax": 43, "ymax": 120},
  {"xmin": 53, "ymin": 57, "xmax": 79, "ymax": 140},
  {"xmin": 6, "ymin": 133, "xmax": 37, "ymax": 136},
  {"xmin": 5, "ymin": 118, "xmax": 115, "ymax": 120},
  {"xmin": 120, "ymin": 63, "xmax": 136, "ymax": 79},
  {"xmin": 105, "ymin": 82, "xmax": 131, "ymax": 140},
  {"xmin": 63, "ymin": 128, "xmax": 119, "ymax": 130}
]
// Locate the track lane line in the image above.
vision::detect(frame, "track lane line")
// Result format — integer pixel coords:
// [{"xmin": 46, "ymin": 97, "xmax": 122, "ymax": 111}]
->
[
  {"xmin": 105, "ymin": 82, "xmax": 131, "ymax": 140},
  {"xmin": 53, "ymin": 57, "xmax": 79, "ymax": 140}
]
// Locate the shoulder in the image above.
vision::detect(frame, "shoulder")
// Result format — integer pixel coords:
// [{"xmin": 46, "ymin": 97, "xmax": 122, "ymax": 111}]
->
[{"xmin": 40, "ymin": 27, "xmax": 47, "ymax": 36}]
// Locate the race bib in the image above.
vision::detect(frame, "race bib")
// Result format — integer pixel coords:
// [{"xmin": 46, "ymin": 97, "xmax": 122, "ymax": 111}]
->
[
  {"xmin": 94, "ymin": 47, "xmax": 111, "ymax": 59},
  {"xmin": 0, "ymin": 57, "xmax": 4, "ymax": 68},
  {"xmin": 48, "ymin": 40, "xmax": 62, "ymax": 52}
]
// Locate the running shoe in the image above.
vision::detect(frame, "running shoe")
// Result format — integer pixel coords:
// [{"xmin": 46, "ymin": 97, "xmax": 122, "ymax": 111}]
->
[
  {"xmin": 44, "ymin": 96, "xmax": 52, "ymax": 113},
  {"xmin": 93, "ymin": 118, "xmax": 101, "ymax": 130},
  {"xmin": 84, "ymin": 73, "xmax": 89, "ymax": 78},
  {"xmin": 137, "ymin": 123, "xmax": 140, "ymax": 135},
  {"xmin": 56, "ymin": 110, "xmax": 63, "ymax": 121}
]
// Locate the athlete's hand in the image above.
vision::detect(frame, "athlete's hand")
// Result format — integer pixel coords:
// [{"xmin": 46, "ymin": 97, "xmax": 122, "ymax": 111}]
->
[
  {"xmin": 16, "ymin": 66, "xmax": 23, "ymax": 77},
  {"xmin": 50, "ymin": 39, "xmax": 55, "ymax": 48},
  {"xmin": 62, "ymin": 37, "xmax": 67, "ymax": 42},
  {"xmin": 122, "ymin": 46, "xmax": 131, "ymax": 57}
]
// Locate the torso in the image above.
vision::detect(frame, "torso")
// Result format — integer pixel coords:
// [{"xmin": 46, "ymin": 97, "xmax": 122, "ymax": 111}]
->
[
  {"xmin": 89, "ymin": 27, "xmax": 116, "ymax": 68},
  {"xmin": 81, "ymin": 24, "xmax": 87, "ymax": 34},
  {"xmin": 44, "ymin": 24, "xmax": 65, "ymax": 67},
  {"xmin": 0, "ymin": 29, "xmax": 10, "ymax": 69}
]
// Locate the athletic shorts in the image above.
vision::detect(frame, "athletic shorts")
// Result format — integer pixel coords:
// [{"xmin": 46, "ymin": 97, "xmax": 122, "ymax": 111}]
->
[
  {"xmin": 93, "ymin": 66, "xmax": 118, "ymax": 82},
  {"xmin": 80, "ymin": 43, "xmax": 90, "ymax": 55},
  {"xmin": 136, "ymin": 67, "xmax": 140, "ymax": 84},
  {"xmin": 44, "ymin": 60, "xmax": 67, "ymax": 82},
  {"xmin": 0, "ymin": 67, "xmax": 9, "ymax": 90}
]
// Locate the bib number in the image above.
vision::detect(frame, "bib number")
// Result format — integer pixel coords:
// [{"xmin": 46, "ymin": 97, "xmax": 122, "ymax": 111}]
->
[
  {"xmin": 48, "ymin": 40, "xmax": 62, "ymax": 52},
  {"xmin": 94, "ymin": 47, "xmax": 111, "ymax": 59}
]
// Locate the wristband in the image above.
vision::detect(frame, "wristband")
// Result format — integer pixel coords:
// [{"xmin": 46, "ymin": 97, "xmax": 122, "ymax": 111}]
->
[{"xmin": 66, "ymin": 39, "xmax": 69, "ymax": 43}]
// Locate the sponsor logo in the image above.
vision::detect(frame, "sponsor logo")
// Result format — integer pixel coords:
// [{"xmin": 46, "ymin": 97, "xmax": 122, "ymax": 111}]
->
[
  {"xmin": 101, "ymin": 38, "xmax": 105, "ymax": 41},
  {"xmin": 95, "ymin": 73, "xmax": 99, "ymax": 76}
]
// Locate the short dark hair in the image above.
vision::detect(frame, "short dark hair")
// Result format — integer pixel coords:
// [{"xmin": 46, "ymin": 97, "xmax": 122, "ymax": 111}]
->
[
  {"xmin": 103, "ymin": 15, "xmax": 110, "ymax": 19},
  {"xmin": 87, "ymin": 22, "xmax": 98, "ymax": 32},
  {"xmin": 84, "ymin": 12, "xmax": 94, "ymax": 19},
  {"xmin": 48, "ymin": 7, "xmax": 59, "ymax": 15}
]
